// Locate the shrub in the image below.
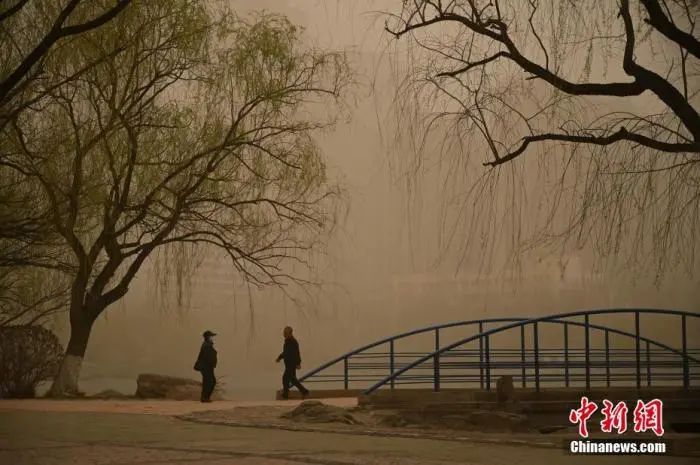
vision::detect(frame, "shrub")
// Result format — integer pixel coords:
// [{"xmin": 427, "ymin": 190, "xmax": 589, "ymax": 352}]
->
[{"xmin": 0, "ymin": 325, "xmax": 63, "ymax": 398}]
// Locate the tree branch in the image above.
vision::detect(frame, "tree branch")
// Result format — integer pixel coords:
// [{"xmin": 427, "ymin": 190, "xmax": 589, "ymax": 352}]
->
[
  {"xmin": 0, "ymin": 0, "xmax": 29, "ymax": 23},
  {"xmin": 0, "ymin": 0, "xmax": 131, "ymax": 103},
  {"xmin": 619, "ymin": 0, "xmax": 700, "ymax": 141},
  {"xmin": 485, "ymin": 127, "xmax": 700, "ymax": 167},
  {"xmin": 388, "ymin": 11, "xmax": 647, "ymax": 97},
  {"xmin": 639, "ymin": 0, "xmax": 700, "ymax": 60},
  {"xmin": 436, "ymin": 51, "xmax": 511, "ymax": 77}
]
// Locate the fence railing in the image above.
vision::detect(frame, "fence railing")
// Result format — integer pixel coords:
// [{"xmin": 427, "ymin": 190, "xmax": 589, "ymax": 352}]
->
[{"xmin": 298, "ymin": 309, "xmax": 700, "ymax": 394}]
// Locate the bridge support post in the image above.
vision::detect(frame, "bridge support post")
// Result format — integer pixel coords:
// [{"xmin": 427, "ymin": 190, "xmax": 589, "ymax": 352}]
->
[
  {"xmin": 433, "ymin": 329, "xmax": 440, "ymax": 392},
  {"xmin": 635, "ymin": 311, "xmax": 641, "ymax": 389},
  {"xmin": 646, "ymin": 341, "xmax": 651, "ymax": 387},
  {"xmin": 585, "ymin": 314, "xmax": 591, "ymax": 391},
  {"xmin": 605, "ymin": 330, "xmax": 610, "ymax": 388},
  {"xmin": 389, "ymin": 340, "xmax": 395, "ymax": 390},
  {"xmin": 564, "ymin": 322, "xmax": 569, "ymax": 388},
  {"xmin": 521, "ymin": 324, "xmax": 526, "ymax": 388},
  {"xmin": 485, "ymin": 334, "xmax": 491, "ymax": 390},
  {"xmin": 682, "ymin": 314, "xmax": 689, "ymax": 390},
  {"xmin": 343, "ymin": 357, "xmax": 349, "ymax": 390},
  {"xmin": 533, "ymin": 322, "xmax": 539, "ymax": 393},
  {"xmin": 479, "ymin": 322, "xmax": 484, "ymax": 389}
]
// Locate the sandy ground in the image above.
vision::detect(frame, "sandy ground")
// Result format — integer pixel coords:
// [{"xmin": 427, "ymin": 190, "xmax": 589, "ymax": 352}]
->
[
  {"xmin": 0, "ymin": 397, "xmax": 357, "ymax": 416},
  {"xmin": 2, "ymin": 408, "xmax": 695, "ymax": 465},
  {"xmin": 1, "ymin": 399, "xmax": 697, "ymax": 464}
]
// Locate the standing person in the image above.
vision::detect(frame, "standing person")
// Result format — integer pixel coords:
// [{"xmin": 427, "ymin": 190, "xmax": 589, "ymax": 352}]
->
[
  {"xmin": 276, "ymin": 326, "xmax": 309, "ymax": 399},
  {"xmin": 194, "ymin": 330, "xmax": 217, "ymax": 402}
]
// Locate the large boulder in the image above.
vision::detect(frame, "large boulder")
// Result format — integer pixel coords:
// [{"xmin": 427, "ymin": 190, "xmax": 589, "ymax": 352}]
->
[
  {"xmin": 135, "ymin": 373, "xmax": 223, "ymax": 400},
  {"xmin": 165, "ymin": 383, "xmax": 220, "ymax": 401},
  {"xmin": 281, "ymin": 400, "xmax": 362, "ymax": 425}
]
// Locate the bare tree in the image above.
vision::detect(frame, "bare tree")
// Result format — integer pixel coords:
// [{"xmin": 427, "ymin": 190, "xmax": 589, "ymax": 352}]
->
[
  {"xmin": 384, "ymin": 0, "xmax": 699, "ymax": 279},
  {"xmin": 1, "ymin": 0, "xmax": 350, "ymax": 395}
]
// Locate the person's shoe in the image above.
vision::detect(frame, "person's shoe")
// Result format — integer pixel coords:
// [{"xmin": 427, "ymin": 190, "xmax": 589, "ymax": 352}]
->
[
  {"xmin": 201, "ymin": 398, "xmax": 212, "ymax": 403},
  {"xmin": 281, "ymin": 393, "xmax": 289, "ymax": 400},
  {"xmin": 302, "ymin": 390, "xmax": 310, "ymax": 399}
]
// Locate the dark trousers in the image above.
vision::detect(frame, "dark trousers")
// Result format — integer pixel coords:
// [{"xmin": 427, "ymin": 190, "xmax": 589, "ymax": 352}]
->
[
  {"xmin": 282, "ymin": 365, "xmax": 308, "ymax": 397},
  {"xmin": 201, "ymin": 369, "xmax": 216, "ymax": 400}
]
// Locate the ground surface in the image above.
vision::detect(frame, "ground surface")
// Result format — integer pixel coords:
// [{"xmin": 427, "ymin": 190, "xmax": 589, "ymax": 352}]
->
[
  {"xmin": 0, "ymin": 398, "xmax": 356, "ymax": 416},
  {"xmin": 0, "ymin": 399, "xmax": 696, "ymax": 465}
]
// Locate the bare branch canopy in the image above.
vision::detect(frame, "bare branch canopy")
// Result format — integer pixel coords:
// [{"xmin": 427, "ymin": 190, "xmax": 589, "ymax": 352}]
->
[{"xmin": 384, "ymin": 0, "xmax": 699, "ymax": 279}]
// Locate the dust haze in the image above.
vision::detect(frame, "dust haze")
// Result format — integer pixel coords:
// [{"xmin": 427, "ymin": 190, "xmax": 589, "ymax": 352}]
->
[{"xmin": 43, "ymin": 0, "xmax": 699, "ymax": 399}]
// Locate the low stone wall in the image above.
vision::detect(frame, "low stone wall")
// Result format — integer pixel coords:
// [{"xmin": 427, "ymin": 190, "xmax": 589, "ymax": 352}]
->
[
  {"xmin": 357, "ymin": 386, "xmax": 700, "ymax": 429},
  {"xmin": 177, "ymin": 402, "xmax": 700, "ymax": 457},
  {"xmin": 274, "ymin": 389, "xmax": 363, "ymax": 400}
]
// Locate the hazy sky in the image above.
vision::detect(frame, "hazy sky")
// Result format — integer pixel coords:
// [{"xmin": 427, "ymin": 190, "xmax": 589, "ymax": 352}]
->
[{"xmin": 50, "ymin": 0, "xmax": 699, "ymax": 399}]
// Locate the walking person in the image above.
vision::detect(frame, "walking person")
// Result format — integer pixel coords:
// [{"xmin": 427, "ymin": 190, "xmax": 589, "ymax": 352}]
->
[
  {"xmin": 276, "ymin": 326, "xmax": 309, "ymax": 399},
  {"xmin": 194, "ymin": 330, "xmax": 217, "ymax": 402}
]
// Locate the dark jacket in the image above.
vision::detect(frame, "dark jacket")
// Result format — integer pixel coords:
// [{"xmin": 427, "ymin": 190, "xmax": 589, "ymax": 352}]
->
[
  {"xmin": 195, "ymin": 341, "xmax": 217, "ymax": 371},
  {"xmin": 277, "ymin": 336, "xmax": 301, "ymax": 367}
]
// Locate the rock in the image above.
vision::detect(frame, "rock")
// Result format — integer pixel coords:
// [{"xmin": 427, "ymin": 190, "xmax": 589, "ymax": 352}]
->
[
  {"xmin": 165, "ymin": 384, "xmax": 223, "ymax": 401},
  {"xmin": 281, "ymin": 400, "xmax": 362, "ymax": 425},
  {"xmin": 91, "ymin": 389, "xmax": 131, "ymax": 399},
  {"xmin": 376, "ymin": 413, "xmax": 409, "ymax": 428},
  {"xmin": 496, "ymin": 375, "xmax": 514, "ymax": 403},
  {"xmin": 135, "ymin": 373, "xmax": 223, "ymax": 400},
  {"xmin": 136, "ymin": 374, "xmax": 198, "ymax": 398},
  {"xmin": 164, "ymin": 384, "xmax": 200, "ymax": 400},
  {"xmin": 461, "ymin": 409, "xmax": 531, "ymax": 432}
]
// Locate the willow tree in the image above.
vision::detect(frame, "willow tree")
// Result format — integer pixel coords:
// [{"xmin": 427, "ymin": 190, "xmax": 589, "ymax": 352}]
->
[
  {"xmin": 1, "ymin": 0, "xmax": 350, "ymax": 395},
  {"xmin": 1, "ymin": 1, "xmax": 134, "ymax": 331},
  {"xmin": 1, "ymin": 0, "xmax": 132, "ymax": 128},
  {"xmin": 384, "ymin": 0, "xmax": 699, "ymax": 278}
]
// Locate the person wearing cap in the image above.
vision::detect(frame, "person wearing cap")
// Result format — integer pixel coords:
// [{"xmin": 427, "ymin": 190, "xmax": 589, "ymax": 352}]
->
[
  {"xmin": 275, "ymin": 326, "xmax": 309, "ymax": 399},
  {"xmin": 194, "ymin": 330, "xmax": 218, "ymax": 402}
]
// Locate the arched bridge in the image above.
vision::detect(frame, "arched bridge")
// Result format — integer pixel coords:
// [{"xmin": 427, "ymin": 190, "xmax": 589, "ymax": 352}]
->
[{"xmin": 299, "ymin": 309, "xmax": 700, "ymax": 395}]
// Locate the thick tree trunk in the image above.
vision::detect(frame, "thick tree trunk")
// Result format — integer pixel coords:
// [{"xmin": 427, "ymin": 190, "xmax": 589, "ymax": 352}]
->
[{"xmin": 48, "ymin": 312, "xmax": 94, "ymax": 397}]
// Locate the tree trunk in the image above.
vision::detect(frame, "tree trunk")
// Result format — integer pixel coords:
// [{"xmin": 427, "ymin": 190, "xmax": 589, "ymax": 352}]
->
[{"xmin": 48, "ymin": 312, "xmax": 94, "ymax": 397}]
